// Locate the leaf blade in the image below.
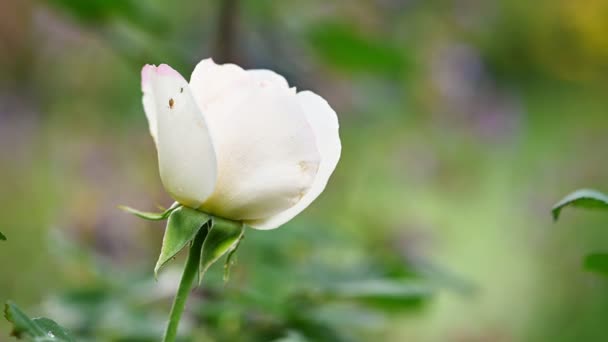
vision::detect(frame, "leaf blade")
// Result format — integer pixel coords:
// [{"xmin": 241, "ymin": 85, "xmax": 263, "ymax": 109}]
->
[
  {"xmin": 32, "ymin": 318, "xmax": 75, "ymax": 341},
  {"xmin": 0, "ymin": 231, "xmax": 5, "ymax": 241},
  {"xmin": 4, "ymin": 301, "xmax": 46, "ymax": 338},
  {"xmin": 552, "ymin": 189, "xmax": 608, "ymax": 221},
  {"xmin": 154, "ymin": 206, "xmax": 210, "ymax": 278},
  {"xmin": 4, "ymin": 301, "xmax": 74, "ymax": 341}
]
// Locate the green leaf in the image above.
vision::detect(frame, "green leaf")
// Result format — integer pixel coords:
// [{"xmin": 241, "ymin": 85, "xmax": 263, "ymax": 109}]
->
[
  {"xmin": 31, "ymin": 318, "xmax": 74, "ymax": 341},
  {"xmin": 154, "ymin": 206, "xmax": 210, "ymax": 278},
  {"xmin": 4, "ymin": 301, "xmax": 45, "ymax": 338},
  {"xmin": 0, "ymin": 231, "xmax": 5, "ymax": 240},
  {"xmin": 199, "ymin": 217, "xmax": 245, "ymax": 283},
  {"xmin": 552, "ymin": 189, "xmax": 608, "ymax": 221},
  {"xmin": 584, "ymin": 253, "xmax": 608, "ymax": 276},
  {"xmin": 119, "ymin": 202, "xmax": 180, "ymax": 221},
  {"xmin": 4, "ymin": 301, "xmax": 75, "ymax": 341}
]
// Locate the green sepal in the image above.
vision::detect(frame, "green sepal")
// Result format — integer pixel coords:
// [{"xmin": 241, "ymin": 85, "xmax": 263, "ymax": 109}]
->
[
  {"xmin": 154, "ymin": 206, "xmax": 210, "ymax": 278},
  {"xmin": 552, "ymin": 189, "xmax": 608, "ymax": 221},
  {"xmin": 199, "ymin": 217, "xmax": 245, "ymax": 284},
  {"xmin": 119, "ymin": 202, "xmax": 181, "ymax": 221},
  {"xmin": 224, "ymin": 233, "xmax": 244, "ymax": 282},
  {"xmin": 0, "ymin": 231, "xmax": 5, "ymax": 241},
  {"xmin": 4, "ymin": 301, "xmax": 75, "ymax": 341}
]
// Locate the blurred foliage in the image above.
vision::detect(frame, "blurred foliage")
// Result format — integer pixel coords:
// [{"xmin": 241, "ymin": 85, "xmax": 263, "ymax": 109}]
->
[
  {"xmin": 2, "ymin": 0, "xmax": 608, "ymax": 341},
  {"xmin": 46, "ymin": 0, "xmax": 166, "ymax": 34},
  {"xmin": 584, "ymin": 254, "xmax": 608, "ymax": 276},
  {"xmin": 21, "ymin": 228, "xmax": 438, "ymax": 341},
  {"xmin": 4, "ymin": 301, "xmax": 74, "ymax": 341},
  {"xmin": 553, "ymin": 188, "xmax": 608, "ymax": 277},
  {"xmin": 307, "ymin": 21, "xmax": 409, "ymax": 77}
]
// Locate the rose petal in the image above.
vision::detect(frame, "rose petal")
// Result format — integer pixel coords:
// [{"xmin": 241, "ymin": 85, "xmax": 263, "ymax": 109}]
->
[
  {"xmin": 141, "ymin": 65, "xmax": 159, "ymax": 142},
  {"xmin": 248, "ymin": 91, "xmax": 341, "ymax": 230},
  {"xmin": 247, "ymin": 69, "xmax": 291, "ymax": 91},
  {"xmin": 189, "ymin": 58, "xmax": 249, "ymax": 107},
  {"xmin": 142, "ymin": 64, "xmax": 217, "ymax": 208},
  {"xmin": 197, "ymin": 83, "xmax": 321, "ymax": 221}
]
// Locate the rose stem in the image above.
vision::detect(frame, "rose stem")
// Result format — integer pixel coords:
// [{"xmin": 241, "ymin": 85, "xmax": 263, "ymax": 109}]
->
[{"xmin": 162, "ymin": 226, "xmax": 206, "ymax": 342}]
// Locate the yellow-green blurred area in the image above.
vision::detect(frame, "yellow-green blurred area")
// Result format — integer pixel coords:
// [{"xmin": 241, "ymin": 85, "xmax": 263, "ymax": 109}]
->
[{"xmin": 2, "ymin": 0, "xmax": 608, "ymax": 341}]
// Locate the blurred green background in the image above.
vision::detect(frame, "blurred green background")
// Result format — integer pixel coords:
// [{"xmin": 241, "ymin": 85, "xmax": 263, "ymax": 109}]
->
[{"xmin": 2, "ymin": 0, "xmax": 608, "ymax": 341}]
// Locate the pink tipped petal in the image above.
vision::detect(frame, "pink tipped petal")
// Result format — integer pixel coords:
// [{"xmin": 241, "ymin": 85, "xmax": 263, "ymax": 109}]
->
[
  {"xmin": 247, "ymin": 90, "xmax": 341, "ymax": 230},
  {"xmin": 141, "ymin": 65, "xmax": 159, "ymax": 142},
  {"xmin": 141, "ymin": 64, "xmax": 155, "ymax": 88},
  {"xmin": 156, "ymin": 64, "xmax": 184, "ymax": 79}
]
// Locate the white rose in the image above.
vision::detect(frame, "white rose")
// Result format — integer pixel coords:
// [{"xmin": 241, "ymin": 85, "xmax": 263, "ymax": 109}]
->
[{"xmin": 141, "ymin": 59, "xmax": 341, "ymax": 230}]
